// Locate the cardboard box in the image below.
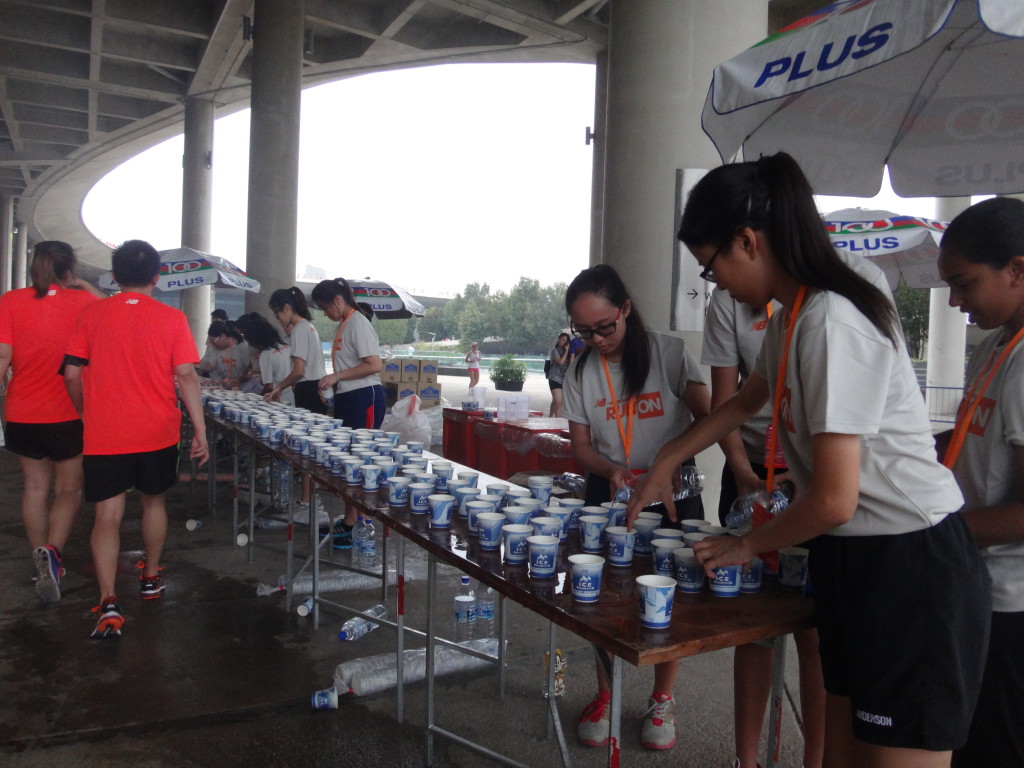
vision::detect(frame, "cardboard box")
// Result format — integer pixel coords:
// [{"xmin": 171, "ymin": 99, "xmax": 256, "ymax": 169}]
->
[
  {"xmin": 418, "ymin": 383, "xmax": 441, "ymax": 407},
  {"xmin": 382, "ymin": 359, "xmax": 402, "ymax": 383},
  {"xmin": 397, "ymin": 383, "xmax": 418, "ymax": 401},
  {"xmin": 400, "ymin": 359, "xmax": 421, "ymax": 382},
  {"xmin": 419, "ymin": 359, "xmax": 438, "ymax": 383}
]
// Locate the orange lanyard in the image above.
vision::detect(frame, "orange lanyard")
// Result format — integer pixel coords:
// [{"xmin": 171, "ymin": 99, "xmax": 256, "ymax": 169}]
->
[
  {"xmin": 943, "ymin": 325, "xmax": 1024, "ymax": 469},
  {"xmin": 330, "ymin": 309, "xmax": 355, "ymax": 375},
  {"xmin": 765, "ymin": 286, "xmax": 807, "ymax": 491},
  {"xmin": 765, "ymin": 303, "xmax": 774, "ymax": 320},
  {"xmin": 601, "ymin": 354, "xmax": 635, "ymax": 469}
]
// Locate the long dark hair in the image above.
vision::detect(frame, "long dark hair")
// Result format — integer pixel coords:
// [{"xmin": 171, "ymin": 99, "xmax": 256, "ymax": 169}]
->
[
  {"xmin": 234, "ymin": 312, "xmax": 286, "ymax": 352},
  {"xmin": 564, "ymin": 264, "xmax": 650, "ymax": 399},
  {"xmin": 679, "ymin": 152, "xmax": 898, "ymax": 347},
  {"xmin": 29, "ymin": 241, "xmax": 76, "ymax": 298},
  {"xmin": 941, "ymin": 197, "xmax": 1024, "ymax": 269},
  {"xmin": 311, "ymin": 277, "xmax": 372, "ymax": 319},
  {"xmin": 268, "ymin": 286, "xmax": 313, "ymax": 322}
]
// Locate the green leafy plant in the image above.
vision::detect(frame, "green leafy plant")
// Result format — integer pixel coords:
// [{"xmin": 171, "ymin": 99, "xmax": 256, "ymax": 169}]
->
[{"xmin": 489, "ymin": 353, "xmax": 527, "ymax": 385}]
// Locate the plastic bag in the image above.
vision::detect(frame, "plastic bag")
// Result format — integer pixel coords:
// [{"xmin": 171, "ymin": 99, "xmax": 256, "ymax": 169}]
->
[
  {"xmin": 381, "ymin": 395, "xmax": 432, "ymax": 446},
  {"xmin": 421, "ymin": 398, "xmax": 451, "ymax": 446}
]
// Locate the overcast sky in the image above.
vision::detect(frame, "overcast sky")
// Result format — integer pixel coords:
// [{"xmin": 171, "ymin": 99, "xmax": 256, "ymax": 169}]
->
[{"xmin": 82, "ymin": 61, "xmax": 943, "ymax": 297}]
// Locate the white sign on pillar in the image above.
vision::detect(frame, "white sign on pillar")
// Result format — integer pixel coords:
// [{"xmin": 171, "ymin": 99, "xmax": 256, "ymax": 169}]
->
[{"xmin": 671, "ymin": 169, "xmax": 710, "ymax": 332}]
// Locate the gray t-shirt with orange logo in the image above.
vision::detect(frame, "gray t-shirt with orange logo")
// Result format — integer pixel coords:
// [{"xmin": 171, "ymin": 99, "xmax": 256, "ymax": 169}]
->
[{"xmin": 562, "ymin": 331, "xmax": 705, "ymax": 470}]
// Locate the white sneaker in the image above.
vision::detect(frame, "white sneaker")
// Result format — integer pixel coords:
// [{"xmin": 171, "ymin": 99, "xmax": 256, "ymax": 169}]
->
[{"xmin": 640, "ymin": 696, "xmax": 676, "ymax": 750}]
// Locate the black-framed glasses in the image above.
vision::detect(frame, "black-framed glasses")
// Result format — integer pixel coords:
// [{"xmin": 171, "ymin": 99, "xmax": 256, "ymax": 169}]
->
[
  {"xmin": 700, "ymin": 243, "xmax": 727, "ymax": 283},
  {"xmin": 571, "ymin": 308, "xmax": 623, "ymax": 339}
]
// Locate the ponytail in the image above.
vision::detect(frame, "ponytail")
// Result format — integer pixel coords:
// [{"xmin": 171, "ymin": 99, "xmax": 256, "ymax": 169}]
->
[
  {"xmin": 29, "ymin": 241, "xmax": 76, "ymax": 298},
  {"xmin": 268, "ymin": 286, "xmax": 313, "ymax": 322}
]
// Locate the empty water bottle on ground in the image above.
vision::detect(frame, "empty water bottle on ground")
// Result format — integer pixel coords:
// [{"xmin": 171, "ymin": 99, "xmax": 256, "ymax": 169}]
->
[
  {"xmin": 353, "ymin": 515, "xmax": 379, "ymax": 571},
  {"xmin": 724, "ymin": 481, "xmax": 796, "ymax": 529},
  {"xmin": 614, "ymin": 464, "xmax": 706, "ymax": 503},
  {"xmin": 476, "ymin": 582, "xmax": 496, "ymax": 639},
  {"xmin": 338, "ymin": 604, "xmax": 387, "ymax": 641},
  {"xmin": 453, "ymin": 576, "xmax": 476, "ymax": 642}
]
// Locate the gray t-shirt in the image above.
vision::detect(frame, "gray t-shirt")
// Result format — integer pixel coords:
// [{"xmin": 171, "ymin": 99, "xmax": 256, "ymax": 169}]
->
[
  {"xmin": 562, "ymin": 331, "xmax": 705, "ymax": 470},
  {"xmin": 548, "ymin": 346, "xmax": 570, "ymax": 384},
  {"xmin": 329, "ymin": 310, "xmax": 382, "ymax": 394},
  {"xmin": 288, "ymin": 318, "xmax": 326, "ymax": 382},
  {"xmin": 951, "ymin": 328, "xmax": 1024, "ymax": 612},
  {"xmin": 211, "ymin": 340, "xmax": 250, "ymax": 382},
  {"xmin": 701, "ymin": 289, "xmax": 778, "ymax": 464},
  {"xmin": 754, "ymin": 256, "xmax": 963, "ymax": 537},
  {"xmin": 260, "ymin": 345, "xmax": 294, "ymax": 406}
]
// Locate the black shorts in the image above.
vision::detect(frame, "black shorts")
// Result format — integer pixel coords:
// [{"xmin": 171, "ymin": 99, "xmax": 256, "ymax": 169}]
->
[
  {"xmin": 83, "ymin": 444, "xmax": 180, "ymax": 503},
  {"xmin": 293, "ymin": 380, "xmax": 328, "ymax": 415},
  {"xmin": 952, "ymin": 610, "xmax": 1024, "ymax": 767},
  {"xmin": 4, "ymin": 419, "xmax": 83, "ymax": 461},
  {"xmin": 809, "ymin": 514, "xmax": 991, "ymax": 750},
  {"xmin": 334, "ymin": 384, "xmax": 386, "ymax": 430},
  {"xmin": 547, "ymin": 379, "xmax": 563, "ymax": 391}
]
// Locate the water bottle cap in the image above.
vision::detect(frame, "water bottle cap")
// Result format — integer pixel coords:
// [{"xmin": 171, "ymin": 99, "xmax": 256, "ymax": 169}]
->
[{"xmin": 460, "ymin": 575, "xmax": 471, "ymax": 585}]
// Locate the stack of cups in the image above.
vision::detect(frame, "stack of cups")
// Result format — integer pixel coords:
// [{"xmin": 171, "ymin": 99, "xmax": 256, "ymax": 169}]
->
[{"xmin": 527, "ymin": 475, "xmax": 553, "ymax": 505}]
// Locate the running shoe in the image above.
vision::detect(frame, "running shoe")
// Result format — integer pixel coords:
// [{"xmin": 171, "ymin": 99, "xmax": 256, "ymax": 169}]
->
[
  {"xmin": 139, "ymin": 574, "xmax": 165, "ymax": 600},
  {"xmin": 91, "ymin": 597, "xmax": 124, "ymax": 639},
  {"xmin": 577, "ymin": 690, "xmax": 611, "ymax": 747},
  {"xmin": 640, "ymin": 695, "xmax": 676, "ymax": 750},
  {"xmin": 32, "ymin": 545, "xmax": 62, "ymax": 603},
  {"xmin": 332, "ymin": 520, "xmax": 353, "ymax": 550}
]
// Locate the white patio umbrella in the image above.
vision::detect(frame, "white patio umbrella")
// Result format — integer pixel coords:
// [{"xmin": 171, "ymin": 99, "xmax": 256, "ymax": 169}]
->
[
  {"xmin": 824, "ymin": 208, "xmax": 949, "ymax": 289},
  {"xmin": 348, "ymin": 278, "xmax": 425, "ymax": 319},
  {"xmin": 98, "ymin": 247, "xmax": 260, "ymax": 293},
  {"xmin": 703, "ymin": 0, "xmax": 1024, "ymax": 197}
]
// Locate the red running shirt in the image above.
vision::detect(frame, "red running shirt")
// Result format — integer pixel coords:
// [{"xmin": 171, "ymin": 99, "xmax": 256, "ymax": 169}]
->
[
  {"xmin": 0, "ymin": 285, "xmax": 97, "ymax": 423},
  {"xmin": 65, "ymin": 292, "xmax": 199, "ymax": 455}
]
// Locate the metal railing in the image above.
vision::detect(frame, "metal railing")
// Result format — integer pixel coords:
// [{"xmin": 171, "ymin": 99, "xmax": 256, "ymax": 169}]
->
[{"xmin": 921, "ymin": 386, "xmax": 962, "ymax": 425}]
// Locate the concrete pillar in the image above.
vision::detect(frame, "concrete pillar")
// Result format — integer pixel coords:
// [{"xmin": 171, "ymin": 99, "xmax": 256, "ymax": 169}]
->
[
  {"xmin": 0, "ymin": 196, "xmax": 12, "ymax": 294},
  {"xmin": 181, "ymin": 96, "xmax": 215, "ymax": 345},
  {"xmin": 13, "ymin": 224, "xmax": 28, "ymax": 289},
  {"xmin": 601, "ymin": 0, "xmax": 767, "ymax": 333},
  {"xmin": 588, "ymin": 49, "xmax": 608, "ymax": 267},
  {"xmin": 925, "ymin": 196, "xmax": 971, "ymax": 421},
  {"xmin": 244, "ymin": 0, "xmax": 304, "ymax": 314}
]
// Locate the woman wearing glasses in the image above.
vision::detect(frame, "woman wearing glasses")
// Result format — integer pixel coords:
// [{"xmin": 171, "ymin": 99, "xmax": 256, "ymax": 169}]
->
[
  {"xmin": 630, "ymin": 153, "xmax": 989, "ymax": 768},
  {"xmin": 562, "ymin": 264, "xmax": 710, "ymax": 752}
]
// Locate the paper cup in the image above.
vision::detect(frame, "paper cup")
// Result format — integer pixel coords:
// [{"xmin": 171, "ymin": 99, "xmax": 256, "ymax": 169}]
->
[
  {"xmin": 476, "ymin": 511, "xmax": 506, "ymax": 550},
  {"xmin": 601, "ymin": 502, "xmax": 628, "ymax": 527},
  {"xmin": 387, "ymin": 476, "xmax": 411, "ymax": 506},
  {"xmin": 542, "ymin": 506, "xmax": 571, "ymax": 541},
  {"xmin": 698, "ymin": 523, "xmax": 729, "ymax": 536},
  {"xmin": 569, "ymin": 554, "xmax": 604, "ymax": 603},
  {"xmin": 709, "ymin": 564, "xmax": 742, "ymax": 597},
  {"xmin": 427, "ymin": 494, "xmax": 456, "ymax": 528},
  {"xmin": 375, "ymin": 459, "xmax": 398, "ymax": 486},
  {"xmin": 527, "ymin": 535, "xmax": 559, "ymax": 578},
  {"xmin": 632, "ymin": 517, "xmax": 662, "ymax": 556},
  {"xmin": 683, "ymin": 532, "xmax": 709, "ymax": 547},
  {"xmin": 651, "ymin": 538, "xmax": 687, "ymax": 577},
  {"xmin": 637, "ymin": 575, "xmax": 676, "ymax": 629},
  {"xmin": 674, "ymin": 550, "xmax": 705, "ymax": 593},
  {"xmin": 504, "ymin": 488, "xmax": 532, "ymax": 507},
  {"xmin": 528, "ymin": 482, "xmax": 553, "ymax": 505},
  {"xmin": 465, "ymin": 500, "xmax": 492, "ymax": 536},
  {"xmin": 530, "ymin": 516, "xmax": 562, "ymax": 539},
  {"xmin": 517, "ymin": 498, "xmax": 546, "ymax": 517},
  {"xmin": 453, "ymin": 486, "xmax": 481, "ymax": 518},
  {"xmin": 408, "ymin": 482, "xmax": 434, "ymax": 514},
  {"xmin": 503, "ymin": 505, "xmax": 532, "ymax": 526},
  {"xmin": 485, "ymin": 483, "xmax": 509, "ymax": 502},
  {"xmin": 778, "ymin": 546, "xmax": 809, "ymax": 592},
  {"xmin": 605, "ymin": 526, "xmax": 636, "ymax": 567},
  {"xmin": 680, "ymin": 518, "xmax": 706, "ymax": 534},
  {"xmin": 579, "ymin": 514, "xmax": 610, "ymax": 553},
  {"xmin": 558, "ymin": 498, "xmax": 586, "ymax": 530},
  {"xmin": 474, "ymin": 494, "xmax": 503, "ymax": 515},
  {"xmin": 652, "ymin": 528, "xmax": 686, "ymax": 543},
  {"xmin": 458, "ymin": 470, "xmax": 479, "ymax": 488},
  {"xmin": 406, "ymin": 440, "xmax": 424, "ymax": 454},
  {"xmin": 446, "ymin": 478, "xmax": 470, "ymax": 495},
  {"xmin": 740, "ymin": 557, "xmax": 764, "ymax": 594},
  {"xmin": 362, "ymin": 464, "xmax": 383, "ymax": 491},
  {"xmin": 431, "ymin": 461, "xmax": 454, "ymax": 492},
  {"xmin": 502, "ymin": 524, "xmax": 533, "ymax": 564},
  {"xmin": 311, "ymin": 687, "xmax": 338, "ymax": 709}
]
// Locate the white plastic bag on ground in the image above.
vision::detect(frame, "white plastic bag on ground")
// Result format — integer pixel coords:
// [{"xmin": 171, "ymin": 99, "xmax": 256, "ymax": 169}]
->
[{"xmin": 381, "ymin": 395, "xmax": 433, "ymax": 446}]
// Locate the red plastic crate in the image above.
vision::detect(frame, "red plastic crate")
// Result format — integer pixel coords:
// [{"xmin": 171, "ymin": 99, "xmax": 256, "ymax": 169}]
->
[
  {"xmin": 442, "ymin": 408, "xmax": 481, "ymax": 466},
  {"xmin": 473, "ymin": 418, "xmax": 508, "ymax": 479}
]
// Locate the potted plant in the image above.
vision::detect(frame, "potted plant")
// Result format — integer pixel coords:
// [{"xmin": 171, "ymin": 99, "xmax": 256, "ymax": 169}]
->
[{"xmin": 489, "ymin": 353, "xmax": 527, "ymax": 392}]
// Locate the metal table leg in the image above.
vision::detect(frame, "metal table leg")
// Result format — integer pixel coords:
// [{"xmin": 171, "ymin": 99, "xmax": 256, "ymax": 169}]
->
[
  {"xmin": 765, "ymin": 634, "xmax": 789, "ymax": 768},
  {"xmin": 425, "ymin": 553, "xmax": 437, "ymax": 766},
  {"xmin": 396, "ymin": 534, "xmax": 406, "ymax": 723}
]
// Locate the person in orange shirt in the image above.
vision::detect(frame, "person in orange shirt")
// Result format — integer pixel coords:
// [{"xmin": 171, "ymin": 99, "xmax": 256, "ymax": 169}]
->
[
  {"xmin": 63, "ymin": 240, "xmax": 208, "ymax": 639},
  {"xmin": 0, "ymin": 241, "xmax": 103, "ymax": 603}
]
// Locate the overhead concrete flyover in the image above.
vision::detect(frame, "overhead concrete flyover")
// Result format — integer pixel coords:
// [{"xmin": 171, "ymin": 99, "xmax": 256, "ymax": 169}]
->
[{"xmin": 0, "ymin": 0, "xmax": 821, "ymax": 282}]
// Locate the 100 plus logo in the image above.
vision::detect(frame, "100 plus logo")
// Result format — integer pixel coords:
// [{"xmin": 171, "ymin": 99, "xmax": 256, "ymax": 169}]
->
[{"xmin": 754, "ymin": 22, "xmax": 892, "ymax": 88}]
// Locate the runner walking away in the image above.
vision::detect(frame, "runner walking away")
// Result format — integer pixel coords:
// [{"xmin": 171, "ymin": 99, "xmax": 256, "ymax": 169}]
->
[
  {"xmin": 561, "ymin": 264, "xmax": 710, "ymax": 752},
  {"xmin": 0, "ymin": 241, "xmax": 103, "ymax": 603},
  {"xmin": 63, "ymin": 239, "xmax": 208, "ymax": 639},
  {"xmin": 629, "ymin": 153, "xmax": 991, "ymax": 768},
  {"xmin": 465, "ymin": 342, "xmax": 481, "ymax": 390},
  {"xmin": 937, "ymin": 197, "xmax": 1024, "ymax": 768}
]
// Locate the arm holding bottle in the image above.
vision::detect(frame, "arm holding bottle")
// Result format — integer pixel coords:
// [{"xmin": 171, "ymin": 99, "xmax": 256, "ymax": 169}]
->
[{"xmin": 568, "ymin": 420, "xmax": 635, "ymax": 493}]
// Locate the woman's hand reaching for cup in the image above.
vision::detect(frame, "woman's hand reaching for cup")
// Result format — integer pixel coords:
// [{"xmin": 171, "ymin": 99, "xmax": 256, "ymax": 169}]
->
[
  {"xmin": 693, "ymin": 534, "xmax": 755, "ymax": 578},
  {"xmin": 625, "ymin": 465, "xmax": 676, "ymax": 529}
]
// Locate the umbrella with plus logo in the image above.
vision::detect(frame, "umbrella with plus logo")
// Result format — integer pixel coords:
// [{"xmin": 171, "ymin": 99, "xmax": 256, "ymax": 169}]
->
[
  {"xmin": 824, "ymin": 208, "xmax": 949, "ymax": 289},
  {"xmin": 703, "ymin": 0, "xmax": 1024, "ymax": 196},
  {"xmin": 98, "ymin": 247, "xmax": 260, "ymax": 293},
  {"xmin": 347, "ymin": 279, "xmax": 425, "ymax": 319}
]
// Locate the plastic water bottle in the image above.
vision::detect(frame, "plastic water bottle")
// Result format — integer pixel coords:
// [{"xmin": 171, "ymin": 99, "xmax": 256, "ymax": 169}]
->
[
  {"xmin": 276, "ymin": 459, "xmax": 291, "ymax": 509},
  {"xmin": 338, "ymin": 604, "xmax": 387, "ymax": 641},
  {"xmin": 724, "ymin": 481, "xmax": 795, "ymax": 529},
  {"xmin": 613, "ymin": 465, "xmax": 706, "ymax": 503},
  {"xmin": 453, "ymin": 576, "xmax": 476, "ymax": 642},
  {"xmin": 353, "ymin": 515, "xmax": 379, "ymax": 571},
  {"xmin": 554, "ymin": 473, "xmax": 586, "ymax": 493},
  {"xmin": 476, "ymin": 582, "xmax": 496, "ymax": 639}
]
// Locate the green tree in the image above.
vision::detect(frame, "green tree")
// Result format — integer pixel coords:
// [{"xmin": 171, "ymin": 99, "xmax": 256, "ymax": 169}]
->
[
  {"xmin": 418, "ymin": 306, "xmax": 448, "ymax": 342},
  {"xmin": 893, "ymin": 281, "xmax": 930, "ymax": 359},
  {"xmin": 372, "ymin": 317, "xmax": 410, "ymax": 346},
  {"xmin": 458, "ymin": 298, "xmax": 492, "ymax": 347}
]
